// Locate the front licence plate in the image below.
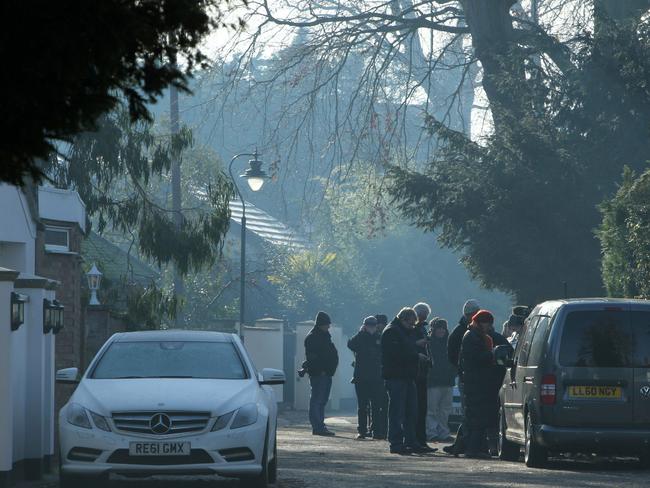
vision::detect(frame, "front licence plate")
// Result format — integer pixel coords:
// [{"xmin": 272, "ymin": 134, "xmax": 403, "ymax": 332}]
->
[
  {"xmin": 568, "ymin": 385, "xmax": 622, "ymax": 399},
  {"xmin": 129, "ymin": 442, "xmax": 191, "ymax": 456}
]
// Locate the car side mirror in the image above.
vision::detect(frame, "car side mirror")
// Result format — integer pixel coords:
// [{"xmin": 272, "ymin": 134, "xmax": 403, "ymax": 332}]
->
[
  {"xmin": 56, "ymin": 367, "xmax": 79, "ymax": 384},
  {"xmin": 260, "ymin": 368, "xmax": 286, "ymax": 385},
  {"xmin": 494, "ymin": 344, "xmax": 514, "ymax": 366}
]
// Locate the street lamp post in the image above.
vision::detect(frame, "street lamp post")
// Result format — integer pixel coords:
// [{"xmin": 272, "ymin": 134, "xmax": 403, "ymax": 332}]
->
[{"xmin": 228, "ymin": 150, "xmax": 269, "ymax": 339}]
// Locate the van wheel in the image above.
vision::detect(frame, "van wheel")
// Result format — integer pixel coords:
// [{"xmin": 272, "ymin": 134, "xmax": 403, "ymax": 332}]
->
[
  {"xmin": 498, "ymin": 408, "xmax": 520, "ymax": 461},
  {"xmin": 524, "ymin": 412, "xmax": 548, "ymax": 468}
]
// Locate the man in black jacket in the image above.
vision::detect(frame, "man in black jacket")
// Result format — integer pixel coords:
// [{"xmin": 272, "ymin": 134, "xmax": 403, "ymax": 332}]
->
[
  {"xmin": 413, "ymin": 302, "xmax": 433, "ymax": 448},
  {"xmin": 381, "ymin": 308, "xmax": 428, "ymax": 454},
  {"xmin": 443, "ymin": 299, "xmax": 480, "ymax": 455},
  {"xmin": 305, "ymin": 311, "xmax": 339, "ymax": 436},
  {"xmin": 348, "ymin": 316, "xmax": 383, "ymax": 439}
]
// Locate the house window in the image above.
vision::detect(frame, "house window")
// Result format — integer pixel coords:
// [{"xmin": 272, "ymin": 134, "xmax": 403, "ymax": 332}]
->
[{"xmin": 44, "ymin": 226, "xmax": 70, "ymax": 252}]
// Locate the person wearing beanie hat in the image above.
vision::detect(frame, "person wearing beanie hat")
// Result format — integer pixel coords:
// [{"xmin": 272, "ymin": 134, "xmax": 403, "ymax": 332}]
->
[
  {"xmin": 463, "ymin": 299, "xmax": 480, "ymax": 317},
  {"xmin": 448, "ymin": 300, "xmax": 480, "ymax": 369},
  {"xmin": 412, "ymin": 302, "xmax": 435, "ymax": 451},
  {"xmin": 305, "ymin": 311, "xmax": 338, "ymax": 436},
  {"xmin": 381, "ymin": 307, "xmax": 430, "ymax": 454},
  {"xmin": 348, "ymin": 316, "xmax": 383, "ymax": 439},
  {"xmin": 459, "ymin": 309, "xmax": 497, "ymax": 458},
  {"xmin": 442, "ymin": 300, "xmax": 481, "ymax": 455}
]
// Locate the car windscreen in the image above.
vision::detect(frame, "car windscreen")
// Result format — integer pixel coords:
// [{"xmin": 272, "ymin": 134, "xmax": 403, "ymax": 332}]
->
[
  {"xmin": 558, "ymin": 310, "xmax": 648, "ymax": 368},
  {"xmin": 91, "ymin": 341, "xmax": 248, "ymax": 379}
]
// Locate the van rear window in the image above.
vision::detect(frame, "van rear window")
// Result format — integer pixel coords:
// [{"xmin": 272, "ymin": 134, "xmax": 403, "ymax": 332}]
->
[{"xmin": 559, "ymin": 311, "xmax": 635, "ymax": 367}]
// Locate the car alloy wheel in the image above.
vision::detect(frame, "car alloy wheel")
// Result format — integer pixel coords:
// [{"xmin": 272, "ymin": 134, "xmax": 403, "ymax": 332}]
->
[{"xmin": 524, "ymin": 412, "xmax": 548, "ymax": 468}]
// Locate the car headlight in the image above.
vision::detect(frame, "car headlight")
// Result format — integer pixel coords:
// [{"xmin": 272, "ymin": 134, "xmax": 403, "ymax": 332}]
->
[
  {"xmin": 66, "ymin": 403, "xmax": 110, "ymax": 432},
  {"xmin": 231, "ymin": 403, "xmax": 259, "ymax": 429},
  {"xmin": 211, "ymin": 411, "xmax": 234, "ymax": 431},
  {"xmin": 89, "ymin": 410, "xmax": 111, "ymax": 432},
  {"xmin": 66, "ymin": 403, "xmax": 91, "ymax": 429}
]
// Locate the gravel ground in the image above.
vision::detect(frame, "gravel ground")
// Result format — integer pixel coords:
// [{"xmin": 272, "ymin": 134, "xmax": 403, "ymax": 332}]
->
[{"xmin": 19, "ymin": 411, "xmax": 650, "ymax": 488}]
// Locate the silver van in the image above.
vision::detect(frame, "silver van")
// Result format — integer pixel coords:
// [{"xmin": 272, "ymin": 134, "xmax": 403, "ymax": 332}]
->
[{"xmin": 498, "ymin": 299, "xmax": 650, "ymax": 467}]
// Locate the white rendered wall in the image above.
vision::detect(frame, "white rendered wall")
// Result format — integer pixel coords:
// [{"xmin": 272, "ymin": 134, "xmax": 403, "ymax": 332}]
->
[
  {"xmin": 38, "ymin": 187, "xmax": 86, "ymax": 232},
  {"xmin": 0, "ymin": 185, "xmax": 36, "ymax": 274},
  {"xmin": 244, "ymin": 320, "xmax": 284, "ymax": 402},
  {"xmin": 0, "ymin": 281, "xmax": 15, "ymax": 475},
  {"xmin": 43, "ymin": 290, "xmax": 56, "ymax": 460},
  {"xmin": 10, "ymin": 306, "xmax": 28, "ymax": 465},
  {"xmin": 20, "ymin": 287, "xmax": 46, "ymax": 462}
]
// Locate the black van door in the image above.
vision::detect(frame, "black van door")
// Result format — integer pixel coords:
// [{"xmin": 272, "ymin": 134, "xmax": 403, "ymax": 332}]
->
[{"xmin": 630, "ymin": 307, "xmax": 650, "ymax": 425}]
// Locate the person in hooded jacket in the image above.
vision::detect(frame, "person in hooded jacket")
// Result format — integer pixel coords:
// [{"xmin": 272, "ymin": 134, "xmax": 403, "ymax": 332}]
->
[
  {"xmin": 460, "ymin": 309, "xmax": 497, "ymax": 458},
  {"xmin": 305, "ymin": 311, "xmax": 339, "ymax": 436},
  {"xmin": 426, "ymin": 317, "xmax": 457, "ymax": 442},
  {"xmin": 348, "ymin": 316, "xmax": 384, "ymax": 439}
]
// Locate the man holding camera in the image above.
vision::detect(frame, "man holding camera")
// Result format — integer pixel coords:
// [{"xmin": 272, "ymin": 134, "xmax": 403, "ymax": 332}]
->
[{"xmin": 304, "ymin": 311, "xmax": 339, "ymax": 436}]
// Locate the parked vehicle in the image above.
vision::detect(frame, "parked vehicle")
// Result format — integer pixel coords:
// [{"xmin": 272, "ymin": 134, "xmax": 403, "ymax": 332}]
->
[
  {"xmin": 498, "ymin": 299, "xmax": 650, "ymax": 468},
  {"xmin": 57, "ymin": 330, "xmax": 285, "ymax": 487}
]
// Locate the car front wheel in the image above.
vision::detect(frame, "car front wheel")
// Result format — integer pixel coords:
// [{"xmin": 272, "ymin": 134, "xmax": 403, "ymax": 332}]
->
[
  {"xmin": 524, "ymin": 412, "xmax": 548, "ymax": 468},
  {"xmin": 268, "ymin": 433, "xmax": 278, "ymax": 484},
  {"xmin": 241, "ymin": 426, "xmax": 270, "ymax": 488}
]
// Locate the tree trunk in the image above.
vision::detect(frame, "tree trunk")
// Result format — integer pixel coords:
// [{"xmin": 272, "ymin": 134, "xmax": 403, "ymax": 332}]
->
[
  {"xmin": 595, "ymin": 0, "xmax": 650, "ymax": 23},
  {"xmin": 460, "ymin": 0, "xmax": 527, "ymax": 128}
]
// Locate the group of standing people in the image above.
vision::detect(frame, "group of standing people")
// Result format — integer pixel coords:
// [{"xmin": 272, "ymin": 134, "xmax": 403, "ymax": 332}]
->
[{"xmin": 302, "ymin": 301, "xmax": 529, "ymax": 458}]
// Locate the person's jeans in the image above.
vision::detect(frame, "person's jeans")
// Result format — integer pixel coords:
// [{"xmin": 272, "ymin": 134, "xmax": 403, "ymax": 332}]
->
[
  {"xmin": 309, "ymin": 375, "xmax": 332, "ymax": 433},
  {"xmin": 416, "ymin": 378, "xmax": 428, "ymax": 445},
  {"xmin": 426, "ymin": 386, "xmax": 453, "ymax": 440},
  {"xmin": 385, "ymin": 379, "xmax": 417, "ymax": 449}
]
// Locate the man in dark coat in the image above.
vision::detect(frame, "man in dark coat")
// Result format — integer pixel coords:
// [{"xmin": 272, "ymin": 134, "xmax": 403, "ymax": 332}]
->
[
  {"xmin": 460, "ymin": 309, "xmax": 496, "ymax": 458},
  {"xmin": 348, "ymin": 316, "xmax": 384, "ymax": 439},
  {"xmin": 413, "ymin": 302, "xmax": 433, "ymax": 449},
  {"xmin": 380, "ymin": 307, "xmax": 426, "ymax": 454},
  {"xmin": 305, "ymin": 311, "xmax": 339, "ymax": 436},
  {"xmin": 373, "ymin": 314, "xmax": 390, "ymax": 439},
  {"xmin": 443, "ymin": 299, "xmax": 480, "ymax": 455}
]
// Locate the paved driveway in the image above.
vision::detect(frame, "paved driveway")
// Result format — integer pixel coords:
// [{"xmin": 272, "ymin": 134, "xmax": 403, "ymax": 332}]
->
[{"xmin": 22, "ymin": 411, "xmax": 650, "ymax": 488}]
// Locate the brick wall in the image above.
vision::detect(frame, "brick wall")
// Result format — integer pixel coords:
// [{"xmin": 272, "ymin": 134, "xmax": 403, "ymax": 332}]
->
[{"xmin": 35, "ymin": 219, "xmax": 84, "ymax": 414}]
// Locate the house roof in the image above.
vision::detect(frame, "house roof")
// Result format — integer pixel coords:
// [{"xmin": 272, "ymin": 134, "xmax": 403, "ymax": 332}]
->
[
  {"xmin": 229, "ymin": 200, "xmax": 309, "ymax": 250},
  {"xmin": 81, "ymin": 232, "xmax": 159, "ymax": 287}
]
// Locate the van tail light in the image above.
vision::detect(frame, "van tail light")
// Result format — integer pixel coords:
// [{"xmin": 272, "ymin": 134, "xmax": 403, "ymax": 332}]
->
[{"xmin": 540, "ymin": 374, "xmax": 557, "ymax": 405}]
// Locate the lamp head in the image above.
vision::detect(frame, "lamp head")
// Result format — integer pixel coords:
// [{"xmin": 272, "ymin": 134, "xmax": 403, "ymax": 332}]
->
[{"xmin": 240, "ymin": 151, "xmax": 269, "ymax": 192}]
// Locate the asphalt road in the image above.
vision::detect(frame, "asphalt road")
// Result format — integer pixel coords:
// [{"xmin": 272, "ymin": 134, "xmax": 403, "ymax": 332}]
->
[{"xmin": 22, "ymin": 412, "xmax": 650, "ymax": 488}]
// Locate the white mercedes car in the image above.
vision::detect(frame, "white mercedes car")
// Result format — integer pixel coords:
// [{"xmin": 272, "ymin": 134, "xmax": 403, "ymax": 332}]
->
[{"xmin": 56, "ymin": 330, "xmax": 285, "ymax": 487}]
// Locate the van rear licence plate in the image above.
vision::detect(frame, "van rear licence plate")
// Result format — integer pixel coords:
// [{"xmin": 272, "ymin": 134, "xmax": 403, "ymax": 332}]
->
[
  {"xmin": 568, "ymin": 386, "xmax": 622, "ymax": 399},
  {"xmin": 129, "ymin": 442, "xmax": 190, "ymax": 456}
]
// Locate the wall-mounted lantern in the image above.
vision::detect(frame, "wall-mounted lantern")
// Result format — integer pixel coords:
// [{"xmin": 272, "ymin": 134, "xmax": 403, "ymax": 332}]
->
[
  {"xmin": 11, "ymin": 292, "xmax": 27, "ymax": 331},
  {"xmin": 43, "ymin": 298, "xmax": 64, "ymax": 334},
  {"xmin": 51, "ymin": 300, "xmax": 64, "ymax": 335},
  {"xmin": 86, "ymin": 263, "xmax": 102, "ymax": 306}
]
